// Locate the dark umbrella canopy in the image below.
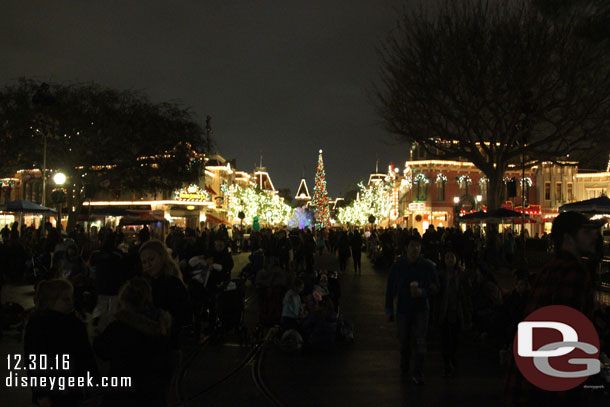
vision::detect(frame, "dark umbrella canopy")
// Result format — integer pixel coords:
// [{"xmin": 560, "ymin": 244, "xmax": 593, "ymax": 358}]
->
[
  {"xmin": 559, "ymin": 196, "xmax": 610, "ymax": 214},
  {"xmin": 487, "ymin": 208, "xmax": 527, "ymax": 220},
  {"xmin": 4, "ymin": 200, "xmax": 57, "ymax": 213},
  {"xmin": 459, "ymin": 211, "xmax": 488, "ymax": 221}
]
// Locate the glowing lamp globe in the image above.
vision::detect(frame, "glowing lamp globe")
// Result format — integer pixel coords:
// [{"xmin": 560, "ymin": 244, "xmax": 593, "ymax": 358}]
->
[{"xmin": 53, "ymin": 172, "xmax": 66, "ymax": 185}]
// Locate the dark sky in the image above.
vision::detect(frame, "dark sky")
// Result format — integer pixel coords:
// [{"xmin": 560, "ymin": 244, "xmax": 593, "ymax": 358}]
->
[{"xmin": 0, "ymin": 0, "xmax": 414, "ymax": 197}]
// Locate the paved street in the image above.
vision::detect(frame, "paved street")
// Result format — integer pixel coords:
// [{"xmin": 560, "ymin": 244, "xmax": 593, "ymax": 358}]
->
[
  {"xmin": 173, "ymin": 251, "xmax": 506, "ymax": 407},
  {"xmin": 259, "ymin": 253, "xmax": 505, "ymax": 407}
]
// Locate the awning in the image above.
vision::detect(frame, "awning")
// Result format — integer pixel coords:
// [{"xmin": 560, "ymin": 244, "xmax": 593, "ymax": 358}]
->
[
  {"xmin": 204, "ymin": 214, "xmax": 231, "ymax": 225},
  {"xmin": 85, "ymin": 207, "xmax": 135, "ymax": 217},
  {"xmin": 3, "ymin": 200, "xmax": 57, "ymax": 213},
  {"xmin": 559, "ymin": 196, "xmax": 610, "ymax": 214},
  {"xmin": 120, "ymin": 212, "xmax": 167, "ymax": 225}
]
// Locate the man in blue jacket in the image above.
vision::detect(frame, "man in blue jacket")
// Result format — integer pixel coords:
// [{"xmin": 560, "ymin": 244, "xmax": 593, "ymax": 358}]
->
[{"xmin": 385, "ymin": 234, "xmax": 438, "ymax": 385}]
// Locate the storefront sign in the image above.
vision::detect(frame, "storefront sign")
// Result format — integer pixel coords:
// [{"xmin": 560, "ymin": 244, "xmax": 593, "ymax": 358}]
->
[
  {"xmin": 174, "ymin": 184, "xmax": 210, "ymax": 202},
  {"xmin": 408, "ymin": 202, "xmax": 426, "ymax": 211}
]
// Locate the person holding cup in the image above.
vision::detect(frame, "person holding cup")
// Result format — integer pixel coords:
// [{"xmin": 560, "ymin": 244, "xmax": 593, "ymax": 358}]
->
[{"xmin": 385, "ymin": 234, "xmax": 439, "ymax": 385}]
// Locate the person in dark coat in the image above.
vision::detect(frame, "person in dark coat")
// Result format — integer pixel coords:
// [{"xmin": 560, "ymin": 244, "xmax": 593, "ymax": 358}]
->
[
  {"xmin": 93, "ymin": 277, "xmax": 172, "ymax": 407},
  {"xmin": 211, "ymin": 238, "xmax": 234, "ymax": 284},
  {"xmin": 91, "ymin": 233, "xmax": 125, "ymax": 320},
  {"xmin": 385, "ymin": 235, "xmax": 439, "ymax": 385},
  {"xmin": 337, "ymin": 231, "xmax": 351, "ymax": 273},
  {"xmin": 24, "ymin": 279, "xmax": 98, "ymax": 407},
  {"xmin": 139, "ymin": 240, "xmax": 189, "ymax": 353},
  {"xmin": 349, "ymin": 228, "xmax": 363, "ymax": 275},
  {"xmin": 504, "ymin": 211, "xmax": 605, "ymax": 406}
]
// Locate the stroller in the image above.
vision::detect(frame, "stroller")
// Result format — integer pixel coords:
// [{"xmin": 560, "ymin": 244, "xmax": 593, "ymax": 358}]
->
[{"xmin": 214, "ymin": 279, "xmax": 248, "ymax": 345}]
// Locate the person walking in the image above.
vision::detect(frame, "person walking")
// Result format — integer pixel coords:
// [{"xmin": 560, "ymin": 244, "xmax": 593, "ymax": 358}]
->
[
  {"xmin": 337, "ymin": 231, "xmax": 351, "ymax": 274},
  {"xmin": 350, "ymin": 228, "xmax": 363, "ymax": 275},
  {"xmin": 385, "ymin": 235, "xmax": 438, "ymax": 385}
]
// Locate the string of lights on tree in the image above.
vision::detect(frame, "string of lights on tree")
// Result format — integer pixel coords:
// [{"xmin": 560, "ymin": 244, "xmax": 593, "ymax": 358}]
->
[
  {"xmin": 311, "ymin": 150, "xmax": 331, "ymax": 229},
  {"xmin": 227, "ymin": 184, "xmax": 293, "ymax": 226},
  {"xmin": 336, "ymin": 181, "xmax": 392, "ymax": 225}
]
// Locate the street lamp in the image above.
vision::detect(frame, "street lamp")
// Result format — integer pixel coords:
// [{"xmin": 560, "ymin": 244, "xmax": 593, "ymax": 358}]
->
[
  {"xmin": 53, "ymin": 172, "xmax": 66, "ymax": 186},
  {"xmin": 51, "ymin": 172, "xmax": 66, "ymax": 230},
  {"xmin": 453, "ymin": 196, "xmax": 460, "ymax": 204}
]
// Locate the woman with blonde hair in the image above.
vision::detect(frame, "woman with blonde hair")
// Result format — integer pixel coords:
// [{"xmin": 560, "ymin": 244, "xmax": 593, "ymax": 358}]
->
[{"xmin": 139, "ymin": 240, "xmax": 189, "ymax": 352}]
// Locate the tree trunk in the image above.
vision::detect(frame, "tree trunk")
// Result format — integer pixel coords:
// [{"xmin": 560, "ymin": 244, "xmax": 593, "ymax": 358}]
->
[{"xmin": 486, "ymin": 169, "xmax": 505, "ymax": 211}]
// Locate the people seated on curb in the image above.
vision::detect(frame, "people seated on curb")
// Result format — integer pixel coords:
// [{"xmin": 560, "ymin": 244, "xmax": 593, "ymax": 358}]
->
[{"xmin": 281, "ymin": 278, "xmax": 305, "ymax": 332}]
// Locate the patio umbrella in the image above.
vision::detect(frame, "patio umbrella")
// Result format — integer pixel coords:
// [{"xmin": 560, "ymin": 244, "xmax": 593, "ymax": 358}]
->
[
  {"xmin": 3, "ymin": 200, "xmax": 57, "ymax": 213},
  {"xmin": 486, "ymin": 208, "xmax": 528, "ymax": 222},
  {"xmin": 559, "ymin": 196, "xmax": 610, "ymax": 214},
  {"xmin": 459, "ymin": 211, "xmax": 488, "ymax": 221}
]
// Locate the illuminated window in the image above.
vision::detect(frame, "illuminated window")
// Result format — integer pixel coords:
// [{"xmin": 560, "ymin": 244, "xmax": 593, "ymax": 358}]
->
[
  {"xmin": 436, "ymin": 182, "xmax": 445, "ymax": 201},
  {"xmin": 567, "ymin": 183, "xmax": 573, "ymax": 202},
  {"xmin": 544, "ymin": 182, "xmax": 551, "ymax": 201},
  {"xmin": 555, "ymin": 182, "xmax": 562, "ymax": 202}
]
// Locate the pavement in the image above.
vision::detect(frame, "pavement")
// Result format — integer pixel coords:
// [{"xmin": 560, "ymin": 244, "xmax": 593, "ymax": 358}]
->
[{"xmin": 259, "ymin": 253, "xmax": 506, "ymax": 407}]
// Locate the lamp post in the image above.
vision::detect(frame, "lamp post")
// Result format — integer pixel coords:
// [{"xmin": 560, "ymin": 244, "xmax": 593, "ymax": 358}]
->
[
  {"xmin": 51, "ymin": 172, "xmax": 66, "ymax": 231},
  {"xmin": 453, "ymin": 196, "xmax": 460, "ymax": 227}
]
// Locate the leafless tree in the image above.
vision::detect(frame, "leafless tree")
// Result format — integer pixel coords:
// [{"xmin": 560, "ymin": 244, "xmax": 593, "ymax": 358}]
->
[{"xmin": 374, "ymin": 0, "xmax": 610, "ymax": 209}]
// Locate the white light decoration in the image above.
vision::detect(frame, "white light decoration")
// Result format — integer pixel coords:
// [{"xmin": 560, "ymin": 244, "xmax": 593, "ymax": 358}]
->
[
  {"xmin": 337, "ymin": 181, "xmax": 393, "ymax": 225},
  {"xmin": 457, "ymin": 175, "xmax": 472, "ymax": 185},
  {"xmin": 520, "ymin": 177, "xmax": 533, "ymax": 187},
  {"xmin": 227, "ymin": 184, "xmax": 293, "ymax": 225},
  {"xmin": 413, "ymin": 173, "xmax": 430, "ymax": 184},
  {"xmin": 435, "ymin": 173, "xmax": 448, "ymax": 183}
]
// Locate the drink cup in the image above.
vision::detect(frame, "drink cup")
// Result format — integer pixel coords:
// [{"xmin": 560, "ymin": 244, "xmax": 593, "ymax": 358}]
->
[{"xmin": 410, "ymin": 281, "xmax": 419, "ymax": 297}]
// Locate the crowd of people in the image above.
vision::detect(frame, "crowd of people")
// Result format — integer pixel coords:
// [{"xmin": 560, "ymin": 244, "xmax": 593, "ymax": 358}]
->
[
  {"xmin": 0, "ymin": 221, "xmax": 242, "ymax": 406},
  {"xmin": 0, "ymin": 213, "xmax": 608, "ymax": 405},
  {"xmin": 382, "ymin": 212, "xmax": 610, "ymax": 405}
]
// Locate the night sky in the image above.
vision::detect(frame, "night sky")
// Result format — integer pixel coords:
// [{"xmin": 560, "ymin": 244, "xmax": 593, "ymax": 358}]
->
[{"xmin": 0, "ymin": 0, "xmax": 414, "ymax": 197}]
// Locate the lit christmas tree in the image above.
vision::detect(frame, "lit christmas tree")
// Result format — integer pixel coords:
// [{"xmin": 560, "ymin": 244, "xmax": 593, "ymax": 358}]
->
[{"xmin": 311, "ymin": 149, "xmax": 330, "ymax": 229}]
